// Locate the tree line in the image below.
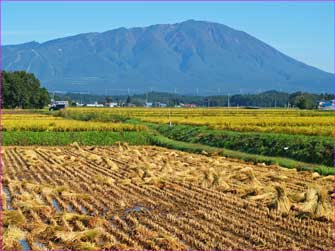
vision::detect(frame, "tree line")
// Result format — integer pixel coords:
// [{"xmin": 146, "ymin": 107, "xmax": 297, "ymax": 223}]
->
[
  {"xmin": 58, "ymin": 90, "xmax": 332, "ymax": 109},
  {"xmin": 1, "ymin": 71, "xmax": 50, "ymax": 109},
  {"xmin": 1, "ymin": 70, "xmax": 332, "ymax": 109}
]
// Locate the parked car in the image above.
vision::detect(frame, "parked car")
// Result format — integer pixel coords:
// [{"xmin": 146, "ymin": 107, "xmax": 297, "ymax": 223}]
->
[{"xmin": 49, "ymin": 104, "xmax": 66, "ymax": 111}]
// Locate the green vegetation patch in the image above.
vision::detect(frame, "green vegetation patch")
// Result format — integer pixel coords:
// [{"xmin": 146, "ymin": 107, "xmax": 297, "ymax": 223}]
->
[
  {"xmin": 148, "ymin": 134, "xmax": 333, "ymax": 176},
  {"xmin": 2, "ymin": 131, "xmax": 151, "ymax": 146},
  {"xmin": 154, "ymin": 124, "xmax": 334, "ymax": 167},
  {"xmin": 57, "ymin": 109, "xmax": 130, "ymax": 122}
]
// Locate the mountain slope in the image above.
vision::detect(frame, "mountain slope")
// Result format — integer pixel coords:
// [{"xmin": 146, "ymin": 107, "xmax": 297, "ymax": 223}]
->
[{"xmin": 2, "ymin": 20, "xmax": 333, "ymax": 94}]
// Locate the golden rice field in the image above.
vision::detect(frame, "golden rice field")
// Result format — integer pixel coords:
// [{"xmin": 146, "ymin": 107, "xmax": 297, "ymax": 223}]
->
[
  {"xmin": 1, "ymin": 113, "xmax": 145, "ymax": 132},
  {"xmin": 63, "ymin": 108, "xmax": 334, "ymax": 136},
  {"xmin": 2, "ymin": 143, "xmax": 334, "ymax": 250}
]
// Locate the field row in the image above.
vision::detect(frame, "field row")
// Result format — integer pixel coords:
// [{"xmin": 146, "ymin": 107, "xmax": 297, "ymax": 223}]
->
[
  {"xmin": 61, "ymin": 107, "xmax": 333, "ymax": 117},
  {"xmin": 60, "ymin": 108, "xmax": 334, "ymax": 136},
  {"xmin": 2, "ymin": 144, "xmax": 334, "ymax": 250},
  {"xmin": 2, "ymin": 114, "xmax": 145, "ymax": 132},
  {"xmin": 143, "ymin": 116, "xmax": 333, "ymax": 136}
]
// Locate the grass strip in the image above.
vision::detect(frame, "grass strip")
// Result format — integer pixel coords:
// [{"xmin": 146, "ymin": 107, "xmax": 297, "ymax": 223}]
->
[
  {"xmin": 148, "ymin": 133, "xmax": 334, "ymax": 176},
  {"xmin": 151, "ymin": 124, "xmax": 333, "ymax": 167}
]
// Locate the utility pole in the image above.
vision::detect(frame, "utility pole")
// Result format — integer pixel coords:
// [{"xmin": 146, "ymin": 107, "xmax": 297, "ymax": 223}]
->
[{"xmin": 169, "ymin": 108, "xmax": 172, "ymax": 127}]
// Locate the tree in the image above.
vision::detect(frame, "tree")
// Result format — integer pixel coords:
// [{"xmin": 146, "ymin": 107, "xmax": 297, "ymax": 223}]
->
[
  {"xmin": 295, "ymin": 96, "xmax": 308, "ymax": 109},
  {"xmin": 54, "ymin": 95, "xmax": 61, "ymax": 101},
  {"xmin": 126, "ymin": 96, "xmax": 132, "ymax": 105},
  {"xmin": 105, "ymin": 96, "xmax": 113, "ymax": 103},
  {"xmin": 1, "ymin": 71, "xmax": 50, "ymax": 109},
  {"xmin": 38, "ymin": 88, "xmax": 50, "ymax": 109},
  {"xmin": 289, "ymin": 92, "xmax": 317, "ymax": 109},
  {"xmin": 132, "ymin": 99, "xmax": 144, "ymax": 107}
]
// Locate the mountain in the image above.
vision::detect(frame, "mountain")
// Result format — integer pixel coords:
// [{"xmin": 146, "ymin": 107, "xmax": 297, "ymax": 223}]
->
[{"xmin": 2, "ymin": 20, "xmax": 334, "ymax": 94}]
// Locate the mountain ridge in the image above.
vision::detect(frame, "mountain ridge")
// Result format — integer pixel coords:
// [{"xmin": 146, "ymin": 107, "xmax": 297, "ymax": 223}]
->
[{"xmin": 3, "ymin": 20, "xmax": 333, "ymax": 94}]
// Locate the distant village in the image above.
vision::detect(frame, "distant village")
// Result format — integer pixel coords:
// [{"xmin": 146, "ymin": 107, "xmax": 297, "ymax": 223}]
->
[
  {"xmin": 49, "ymin": 98, "xmax": 333, "ymax": 111},
  {"xmin": 49, "ymin": 99, "xmax": 198, "ymax": 110}
]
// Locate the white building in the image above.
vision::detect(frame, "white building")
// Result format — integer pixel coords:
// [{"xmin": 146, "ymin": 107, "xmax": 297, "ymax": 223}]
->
[
  {"xmin": 86, "ymin": 102, "xmax": 104, "ymax": 107},
  {"xmin": 51, "ymin": 100, "xmax": 69, "ymax": 107},
  {"xmin": 318, "ymin": 100, "xmax": 334, "ymax": 110},
  {"xmin": 106, "ymin": 102, "xmax": 118, "ymax": 107}
]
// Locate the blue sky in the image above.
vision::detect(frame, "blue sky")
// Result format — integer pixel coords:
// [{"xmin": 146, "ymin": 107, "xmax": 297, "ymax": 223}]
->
[{"xmin": 2, "ymin": 1, "xmax": 334, "ymax": 73}]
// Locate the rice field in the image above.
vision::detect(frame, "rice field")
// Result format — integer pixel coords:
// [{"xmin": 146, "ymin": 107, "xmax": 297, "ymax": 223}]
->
[
  {"xmin": 2, "ymin": 143, "xmax": 334, "ymax": 250},
  {"xmin": 1, "ymin": 113, "xmax": 145, "ymax": 132},
  {"xmin": 60, "ymin": 108, "xmax": 334, "ymax": 136}
]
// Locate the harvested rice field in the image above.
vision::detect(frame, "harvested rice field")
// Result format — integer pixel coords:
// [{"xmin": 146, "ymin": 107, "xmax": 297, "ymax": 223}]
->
[{"xmin": 2, "ymin": 143, "xmax": 334, "ymax": 250}]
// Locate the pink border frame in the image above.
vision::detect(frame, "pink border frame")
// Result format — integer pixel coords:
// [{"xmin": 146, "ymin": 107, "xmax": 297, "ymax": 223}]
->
[{"xmin": 0, "ymin": 1, "xmax": 333, "ymax": 251}]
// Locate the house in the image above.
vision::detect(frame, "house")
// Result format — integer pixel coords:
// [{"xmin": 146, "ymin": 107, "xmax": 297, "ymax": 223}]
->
[
  {"xmin": 86, "ymin": 102, "xmax": 104, "ymax": 107},
  {"xmin": 318, "ymin": 100, "xmax": 334, "ymax": 110},
  {"xmin": 181, "ymin": 103, "xmax": 197, "ymax": 108},
  {"xmin": 145, "ymin": 102, "xmax": 153, "ymax": 107},
  {"xmin": 106, "ymin": 102, "xmax": 118, "ymax": 107},
  {"xmin": 158, "ymin": 103, "xmax": 167, "ymax": 108},
  {"xmin": 55, "ymin": 100, "xmax": 69, "ymax": 106},
  {"xmin": 50, "ymin": 100, "xmax": 69, "ymax": 107},
  {"xmin": 150, "ymin": 102, "xmax": 167, "ymax": 107}
]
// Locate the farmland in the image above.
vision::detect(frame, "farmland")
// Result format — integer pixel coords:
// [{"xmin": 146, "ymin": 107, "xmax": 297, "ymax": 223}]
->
[
  {"xmin": 60, "ymin": 108, "xmax": 334, "ymax": 136},
  {"xmin": 2, "ymin": 113, "xmax": 145, "ymax": 132},
  {"xmin": 1, "ymin": 111, "xmax": 149, "ymax": 146},
  {"xmin": 2, "ymin": 144, "xmax": 334, "ymax": 250},
  {"xmin": 59, "ymin": 108, "xmax": 334, "ymax": 170},
  {"xmin": 1, "ymin": 108, "xmax": 334, "ymax": 250}
]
